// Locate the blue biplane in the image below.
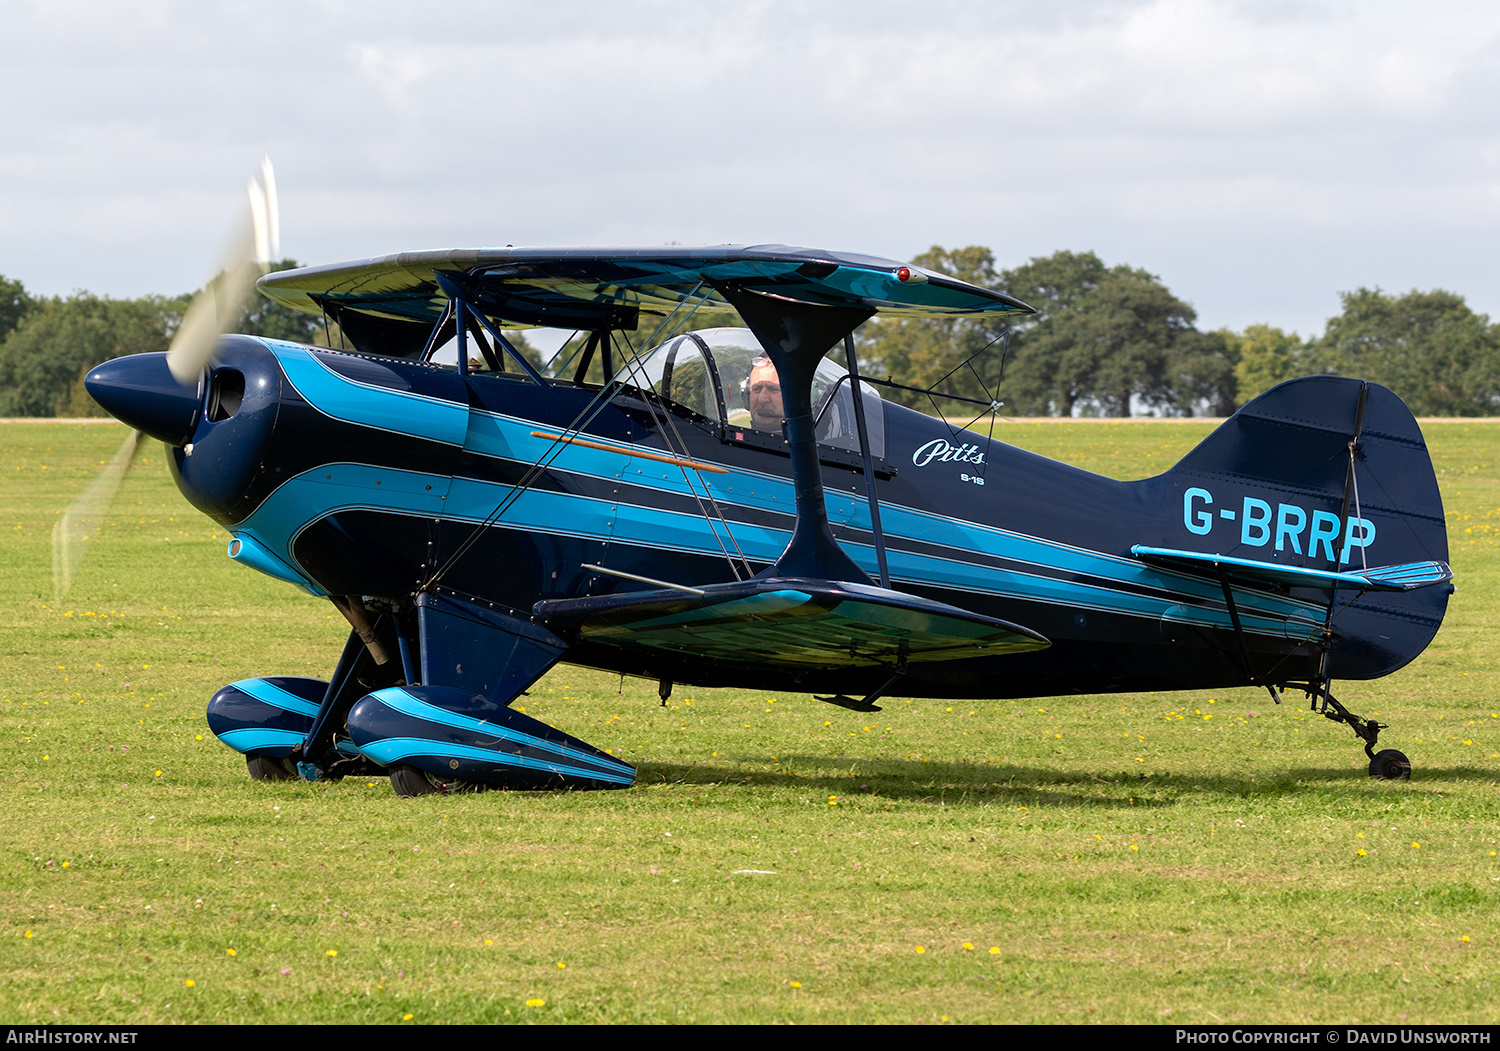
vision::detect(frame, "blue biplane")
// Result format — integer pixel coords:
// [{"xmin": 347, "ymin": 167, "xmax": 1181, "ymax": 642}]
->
[{"xmin": 85, "ymin": 243, "xmax": 1453, "ymax": 794}]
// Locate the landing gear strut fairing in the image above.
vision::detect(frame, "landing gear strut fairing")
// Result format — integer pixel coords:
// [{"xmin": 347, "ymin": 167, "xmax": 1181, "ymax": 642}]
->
[{"xmin": 85, "ymin": 245, "xmax": 1452, "ymax": 795}]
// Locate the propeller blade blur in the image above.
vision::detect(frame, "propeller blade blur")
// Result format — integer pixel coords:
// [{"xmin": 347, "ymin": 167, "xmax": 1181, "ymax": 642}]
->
[{"xmin": 164, "ymin": 159, "xmax": 279, "ymax": 384}]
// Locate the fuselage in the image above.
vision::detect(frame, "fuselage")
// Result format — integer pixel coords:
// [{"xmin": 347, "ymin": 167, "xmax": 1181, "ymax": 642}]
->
[{"xmin": 92, "ymin": 333, "xmax": 1446, "ymax": 700}]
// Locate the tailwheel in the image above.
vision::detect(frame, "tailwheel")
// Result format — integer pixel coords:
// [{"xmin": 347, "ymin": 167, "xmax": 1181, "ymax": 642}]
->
[
  {"xmin": 389, "ymin": 763, "xmax": 480, "ymax": 797},
  {"xmin": 1369, "ymin": 748, "xmax": 1412, "ymax": 781},
  {"xmin": 246, "ymin": 754, "xmax": 296, "ymax": 781},
  {"xmin": 1298, "ymin": 685, "xmax": 1409, "ymax": 781}
]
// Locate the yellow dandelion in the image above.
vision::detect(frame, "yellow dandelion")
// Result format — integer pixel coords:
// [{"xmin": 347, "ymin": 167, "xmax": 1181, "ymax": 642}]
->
[
  {"xmin": 1461, "ymin": 936, "xmax": 1471, "ymax": 943},
  {"xmin": 226, "ymin": 948, "xmax": 236, "ymax": 956},
  {"xmin": 989, "ymin": 946, "xmax": 1000, "ymax": 955},
  {"xmin": 1412, "ymin": 842, "xmax": 1421, "ymax": 850},
  {"xmin": 962, "ymin": 942, "xmax": 974, "ymax": 951},
  {"xmin": 915, "ymin": 945, "xmax": 926, "ymax": 954},
  {"xmin": 326, "ymin": 949, "xmax": 338, "ymax": 957},
  {"xmin": 184, "ymin": 979, "xmax": 195, "ymax": 987},
  {"xmin": 556, "ymin": 961, "xmax": 566, "ymax": 969},
  {"xmin": 154, "ymin": 770, "xmax": 162, "ymax": 777},
  {"xmin": 790, "ymin": 981, "xmax": 802, "ymax": 989},
  {"xmin": 484, "ymin": 939, "xmax": 493, "ymax": 946},
  {"xmin": 402, "ymin": 1013, "xmax": 413, "ymax": 1021},
  {"xmin": 1357, "ymin": 849, "xmax": 1367, "ymax": 856},
  {"xmin": 525, "ymin": 998, "xmax": 546, "ymax": 1008},
  {"xmin": 23, "ymin": 931, "xmax": 32, "ymax": 939}
]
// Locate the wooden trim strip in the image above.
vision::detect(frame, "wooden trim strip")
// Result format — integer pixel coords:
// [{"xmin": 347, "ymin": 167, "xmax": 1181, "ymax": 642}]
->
[{"xmin": 530, "ymin": 431, "xmax": 729, "ymax": 474}]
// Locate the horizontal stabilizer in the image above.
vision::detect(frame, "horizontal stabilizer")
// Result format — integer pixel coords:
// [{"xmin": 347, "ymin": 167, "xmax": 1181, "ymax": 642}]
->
[
  {"xmin": 534, "ymin": 577, "xmax": 1049, "ymax": 673},
  {"xmin": 1130, "ymin": 546, "xmax": 1453, "ymax": 593}
]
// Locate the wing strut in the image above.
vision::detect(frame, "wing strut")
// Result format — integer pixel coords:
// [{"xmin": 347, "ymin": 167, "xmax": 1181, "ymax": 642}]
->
[
  {"xmin": 842, "ymin": 333, "xmax": 890, "ymax": 589},
  {"xmin": 719, "ymin": 285, "xmax": 873, "ymax": 583},
  {"xmin": 432, "ymin": 273, "xmax": 547, "ymax": 383}
]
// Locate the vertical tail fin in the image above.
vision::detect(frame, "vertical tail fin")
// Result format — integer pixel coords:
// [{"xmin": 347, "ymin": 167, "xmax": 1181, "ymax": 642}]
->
[{"xmin": 1160, "ymin": 375, "xmax": 1449, "ymax": 679}]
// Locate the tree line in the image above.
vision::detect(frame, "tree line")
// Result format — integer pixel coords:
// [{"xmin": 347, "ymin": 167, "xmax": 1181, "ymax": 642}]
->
[
  {"xmin": 2, "ymin": 249, "xmax": 1497, "ymax": 417},
  {"xmin": 0, "ymin": 263, "xmax": 322, "ymax": 418},
  {"xmin": 860, "ymin": 246, "xmax": 1500, "ymax": 418}
]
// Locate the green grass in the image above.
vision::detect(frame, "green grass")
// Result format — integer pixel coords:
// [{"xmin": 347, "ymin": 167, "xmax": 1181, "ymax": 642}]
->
[{"xmin": 1, "ymin": 419, "xmax": 1496, "ymax": 1024}]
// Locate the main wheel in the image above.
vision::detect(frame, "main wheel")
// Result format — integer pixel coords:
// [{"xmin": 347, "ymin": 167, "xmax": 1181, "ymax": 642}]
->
[
  {"xmin": 389, "ymin": 763, "xmax": 479, "ymax": 797},
  {"xmin": 246, "ymin": 754, "xmax": 295, "ymax": 781},
  {"xmin": 1369, "ymin": 748, "xmax": 1412, "ymax": 781}
]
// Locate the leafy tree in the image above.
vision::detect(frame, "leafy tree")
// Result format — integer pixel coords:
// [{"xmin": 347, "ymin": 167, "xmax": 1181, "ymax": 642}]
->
[
  {"xmin": 860, "ymin": 247, "xmax": 1227, "ymax": 417},
  {"xmin": 1231, "ymin": 324, "xmax": 1304, "ymax": 404},
  {"xmin": 1307, "ymin": 288, "xmax": 1500, "ymax": 416},
  {"xmin": 0, "ymin": 295, "xmax": 178, "ymax": 416},
  {"xmin": 1168, "ymin": 328, "xmax": 1240, "ymax": 417},
  {"xmin": 859, "ymin": 246, "xmax": 1012, "ymax": 412},
  {"xmin": 998, "ymin": 250, "xmax": 1108, "ymax": 324},
  {"xmin": 0, "ymin": 275, "xmax": 35, "ymax": 345},
  {"xmin": 1000, "ymin": 259, "xmax": 1201, "ymax": 417}
]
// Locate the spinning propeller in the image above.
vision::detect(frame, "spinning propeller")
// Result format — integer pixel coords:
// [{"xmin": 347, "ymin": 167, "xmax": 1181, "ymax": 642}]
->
[
  {"xmin": 62, "ymin": 159, "xmax": 280, "ymax": 601},
  {"xmin": 165, "ymin": 157, "xmax": 280, "ymax": 383}
]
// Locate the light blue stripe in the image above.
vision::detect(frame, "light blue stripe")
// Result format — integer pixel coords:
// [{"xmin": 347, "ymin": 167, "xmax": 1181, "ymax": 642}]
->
[
  {"xmin": 217, "ymin": 727, "xmax": 307, "ymax": 754},
  {"xmin": 357, "ymin": 737, "xmax": 634, "ymax": 784},
  {"xmin": 269, "ymin": 342, "xmax": 469, "ymax": 447},
  {"xmin": 457, "ymin": 408, "xmax": 1324, "ymax": 623},
  {"xmin": 236, "ymin": 463, "xmax": 1320, "ymax": 641},
  {"xmin": 370, "ymin": 688, "xmax": 634, "ymax": 777},
  {"xmin": 230, "ymin": 678, "xmax": 322, "ymax": 719}
]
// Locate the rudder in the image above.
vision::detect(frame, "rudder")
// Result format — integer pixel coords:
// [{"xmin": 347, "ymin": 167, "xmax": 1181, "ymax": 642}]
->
[{"xmin": 1159, "ymin": 375, "xmax": 1450, "ymax": 679}]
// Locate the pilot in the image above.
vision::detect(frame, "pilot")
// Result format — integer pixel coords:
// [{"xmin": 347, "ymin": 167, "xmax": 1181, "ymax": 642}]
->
[{"xmin": 744, "ymin": 355, "xmax": 785, "ymax": 432}]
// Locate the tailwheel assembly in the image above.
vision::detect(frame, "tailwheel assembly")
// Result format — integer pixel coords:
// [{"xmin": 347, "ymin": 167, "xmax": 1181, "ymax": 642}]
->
[
  {"xmin": 1290, "ymin": 682, "xmax": 1414, "ymax": 780},
  {"xmin": 1368, "ymin": 748, "xmax": 1412, "ymax": 781}
]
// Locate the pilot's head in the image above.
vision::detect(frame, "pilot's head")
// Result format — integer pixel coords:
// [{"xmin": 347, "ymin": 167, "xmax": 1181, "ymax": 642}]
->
[{"xmin": 747, "ymin": 355, "xmax": 784, "ymax": 431}]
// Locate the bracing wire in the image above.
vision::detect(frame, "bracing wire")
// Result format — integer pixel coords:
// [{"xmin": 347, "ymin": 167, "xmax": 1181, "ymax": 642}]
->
[
  {"xmin": 614, "ymin": 328, "xmax": 754, "ymax": 580},
  {"xmin": 422, "ymin": 283, "xmax": 722, "ymax": 590}
]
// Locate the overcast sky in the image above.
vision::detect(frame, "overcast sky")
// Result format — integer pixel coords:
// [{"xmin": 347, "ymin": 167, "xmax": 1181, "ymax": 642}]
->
[{"xmin": 2, "ymin": 0, "xmax": 1497, "ymax": 337}]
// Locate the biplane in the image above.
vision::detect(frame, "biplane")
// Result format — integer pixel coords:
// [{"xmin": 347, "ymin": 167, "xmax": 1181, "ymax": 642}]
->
[{"xmin": 85, "ymin": 234, "xmax": 1453, "ymax": 794}]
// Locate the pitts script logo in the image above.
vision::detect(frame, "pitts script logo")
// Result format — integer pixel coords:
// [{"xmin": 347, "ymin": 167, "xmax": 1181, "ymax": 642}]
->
[
  {"xmin": 912, "ymin": 439, "xmax": 986, "ymax": 468},
  {"xmin": 1183, "ymin": 486, "xmax": 1375, "ymax": 564},
  {"xmin": 912, "ymin": 439, "xmax": 988, "ymax": 485}
]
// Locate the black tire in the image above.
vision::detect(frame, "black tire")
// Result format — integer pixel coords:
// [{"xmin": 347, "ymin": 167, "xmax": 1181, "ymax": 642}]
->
[
  {"xmin": 246, "ymin": 754, "xmax": 295, "ymax": 781},
  {"xmin": 390, "ymin": 763, "xmax": 444, "ymax": 797},
  {"xmin": 1369, "ymin": 748, "xmax": 1412, "ymax": 781}
]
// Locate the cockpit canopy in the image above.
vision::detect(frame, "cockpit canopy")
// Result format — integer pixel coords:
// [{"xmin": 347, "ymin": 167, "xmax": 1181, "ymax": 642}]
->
[{"xmin": 616, "ymin": 327, "xmax": 884, "ymax": 458}]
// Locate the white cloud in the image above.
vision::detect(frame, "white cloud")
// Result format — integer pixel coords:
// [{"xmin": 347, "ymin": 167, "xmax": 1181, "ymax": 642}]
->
[{"xmin": 0, "ymin": 0, "xmax": 1496, "ymax": 334}]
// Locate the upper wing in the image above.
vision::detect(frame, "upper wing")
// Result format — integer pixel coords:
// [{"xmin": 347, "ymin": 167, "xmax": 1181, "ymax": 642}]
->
[{"xmin": 256, "ymin": 245, "xmax": 1033, "ymax": 352}]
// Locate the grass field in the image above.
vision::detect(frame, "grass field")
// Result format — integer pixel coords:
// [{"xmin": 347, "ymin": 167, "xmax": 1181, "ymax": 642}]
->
[{"xmin": 1, "ymin": 418, "xmax": 1496, "ymax": 1025}]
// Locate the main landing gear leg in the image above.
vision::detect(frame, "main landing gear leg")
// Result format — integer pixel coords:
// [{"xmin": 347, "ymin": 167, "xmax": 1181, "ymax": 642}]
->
[{"xmin": 1300, "ymin": 683, "xmax": 1411, "ymax": 781}]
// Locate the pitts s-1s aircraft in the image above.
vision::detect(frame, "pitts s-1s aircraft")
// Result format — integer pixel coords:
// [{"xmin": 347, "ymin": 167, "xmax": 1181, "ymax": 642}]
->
[{"xmin": 86, "ymin": 242, "xmax": 1453, "ymax": 794}]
